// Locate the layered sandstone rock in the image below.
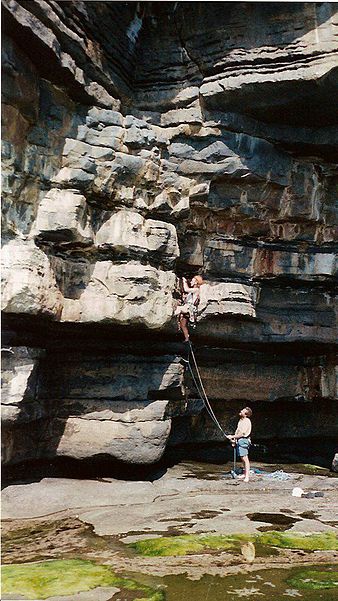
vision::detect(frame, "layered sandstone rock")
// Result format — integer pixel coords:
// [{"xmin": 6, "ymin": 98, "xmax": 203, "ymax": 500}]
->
[{"xmin": 2, "ymin": 1, "xmax": 337, "ymax": 467}]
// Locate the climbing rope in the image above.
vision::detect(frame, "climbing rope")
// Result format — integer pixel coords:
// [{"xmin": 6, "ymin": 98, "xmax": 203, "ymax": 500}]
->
[
  {"xmin": 185, "ymin": 341, "xmax": 232, "ymax": 442},
  {"xmin": 186, "ymin": 358, "xmax": 220, "ymax": 431}
]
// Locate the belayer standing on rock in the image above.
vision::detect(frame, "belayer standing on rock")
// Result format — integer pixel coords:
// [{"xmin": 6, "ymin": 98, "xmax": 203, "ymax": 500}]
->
[
  {"xmin": 229, "ymin": 407, "xmax": 253, "ymax": 482},
  {"xmin": 175, "ymin": 275, "xmax": 203, "ymax": 342}
]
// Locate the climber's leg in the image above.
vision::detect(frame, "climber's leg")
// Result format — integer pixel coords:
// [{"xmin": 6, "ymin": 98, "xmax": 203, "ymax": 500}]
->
[{"xmin": 179, "ymin": 314, "xmax": 190, "ymax": 342}]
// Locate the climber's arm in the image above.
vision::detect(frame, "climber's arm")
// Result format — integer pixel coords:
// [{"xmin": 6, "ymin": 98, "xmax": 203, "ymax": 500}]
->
[{"xmin": 182, "ymin": 277, "xmax": 193, "ymax": 293}]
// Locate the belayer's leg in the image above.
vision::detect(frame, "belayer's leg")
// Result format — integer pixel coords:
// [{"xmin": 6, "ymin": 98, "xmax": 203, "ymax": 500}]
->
[{"xmin": 242, "ymin": 455, "xmax": 250, "ymax": 482}]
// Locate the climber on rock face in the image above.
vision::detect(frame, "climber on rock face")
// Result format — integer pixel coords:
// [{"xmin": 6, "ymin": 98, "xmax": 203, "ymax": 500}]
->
[{"xmin": 175, "ymin": 275, "xmax": 203, "ymax": 342}]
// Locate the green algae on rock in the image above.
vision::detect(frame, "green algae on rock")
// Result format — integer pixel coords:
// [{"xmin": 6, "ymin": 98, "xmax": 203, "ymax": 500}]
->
[
  {"xmin": 301, "ymin": 464, "xmax": 329, "ymax": 474},
  {"xmin": 287, "ymin": 566, "xmax": 338, "ymax": 590},
  {"xmin": 129, "ymin": 534, "xmax": 237, "ymax": 557},
  {"xmin": 129, "ymin": 532, "xmax": 338, "ymax": 557},
  {"xmin": 1, "ymin": 558, "xmax": 164, "ymax": 601},
  {"xmin": 257, "ymin": 531, "xmax": 338, "ymax": 551}
]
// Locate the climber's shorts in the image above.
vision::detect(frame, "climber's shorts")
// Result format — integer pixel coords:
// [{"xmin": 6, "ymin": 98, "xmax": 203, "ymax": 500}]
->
[
  {"xmin": 174, "ymin": 303, "xmax": 196, "ymax": 320},
  {"xmin": 236, "ymin": 437, "xmax": 251, "ymax": 457}
]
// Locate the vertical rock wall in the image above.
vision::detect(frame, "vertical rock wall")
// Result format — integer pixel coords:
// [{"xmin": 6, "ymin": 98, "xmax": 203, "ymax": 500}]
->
[{"xmin": 2, "ymin": 1, "xmax": 337, "ymax": 467}]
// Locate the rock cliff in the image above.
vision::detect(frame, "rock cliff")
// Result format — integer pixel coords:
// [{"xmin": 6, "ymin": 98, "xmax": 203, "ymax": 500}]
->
[{"xmin": 2, "ymin": 1, "xmax": 337, "ymax": 469}]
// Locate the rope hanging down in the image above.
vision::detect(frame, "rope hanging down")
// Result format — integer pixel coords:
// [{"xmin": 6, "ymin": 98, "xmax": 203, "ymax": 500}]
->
[{"xmin": 185, "ymin": 341, "xmax": 232, "ymax": 442}]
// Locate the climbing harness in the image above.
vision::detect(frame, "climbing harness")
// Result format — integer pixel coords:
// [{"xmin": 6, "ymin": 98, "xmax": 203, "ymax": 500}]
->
[{"xmin": 189, "ymin": 306, "xmax": 198, "ymax": 328}]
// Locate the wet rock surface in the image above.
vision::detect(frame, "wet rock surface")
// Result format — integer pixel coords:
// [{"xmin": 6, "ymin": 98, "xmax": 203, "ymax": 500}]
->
[{"xmin": 1, "ymin": 463, "xmax": 337, "ymax": 601}]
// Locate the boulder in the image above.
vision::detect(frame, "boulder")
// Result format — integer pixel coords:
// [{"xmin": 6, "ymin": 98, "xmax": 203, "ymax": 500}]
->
[
  {"xmin": 198, "ymin": 282, "xmax": 256, "ymax": 319},
  {"xmin": 60, "ymin": 261, "xmax": 176, "ymax": 327},
  {"xmin": 77, "ymin": 124, "xmax": 125, "ymax": 150},
  {"xmin": 95, "ymin": 211, "xmax": 179, "ymax": 266},
  {"xmin": 34, "ymin": 188, "xmax": 93, "ymax": 244},
  {"xmin": 146, "ymin": 219, "xmax": 179, "ymax": 266},
  {"xmin": 1, "ymin": 240, "xmax": 63, "ymax": 318},
  {"xmin": 86, "ymin": 107, "xmax": 123, "ymax": 127},
  {"xmin": 52, "ymin": 417, "xmax": 172, "ymax": 464},
  {"xmin": 95, "ymin": 210, "xmax": 147, "ymax": 254},
  {"xmin": 52, "ymin": 167, "xmax": 95, "ymax": 189}
]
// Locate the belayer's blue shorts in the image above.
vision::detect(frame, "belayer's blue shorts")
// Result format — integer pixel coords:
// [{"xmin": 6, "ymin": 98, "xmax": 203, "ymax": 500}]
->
[{"xmin": 236, "ymin": 437, "xmax": 251, "ymax": 457}]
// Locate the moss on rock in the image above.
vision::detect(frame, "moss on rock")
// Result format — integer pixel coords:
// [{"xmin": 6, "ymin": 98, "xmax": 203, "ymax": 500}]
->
[
  {"xmin": 129, "ymin": 534, "xmax": 237, "ymax": 557},
  {"xmin": 1, "ymin": 558, "xmax": 164, "ymax": 600},
  {"xmin": 257, "ymin": 531, "xmax": 338, "ymax": 551},
  {"xmin": 287, "ymin": 566, "xmax": 338, "ymax": 590},
  {"xmin": 129, "ymin": 531, "xmax": 338, "ymax": 557}
]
